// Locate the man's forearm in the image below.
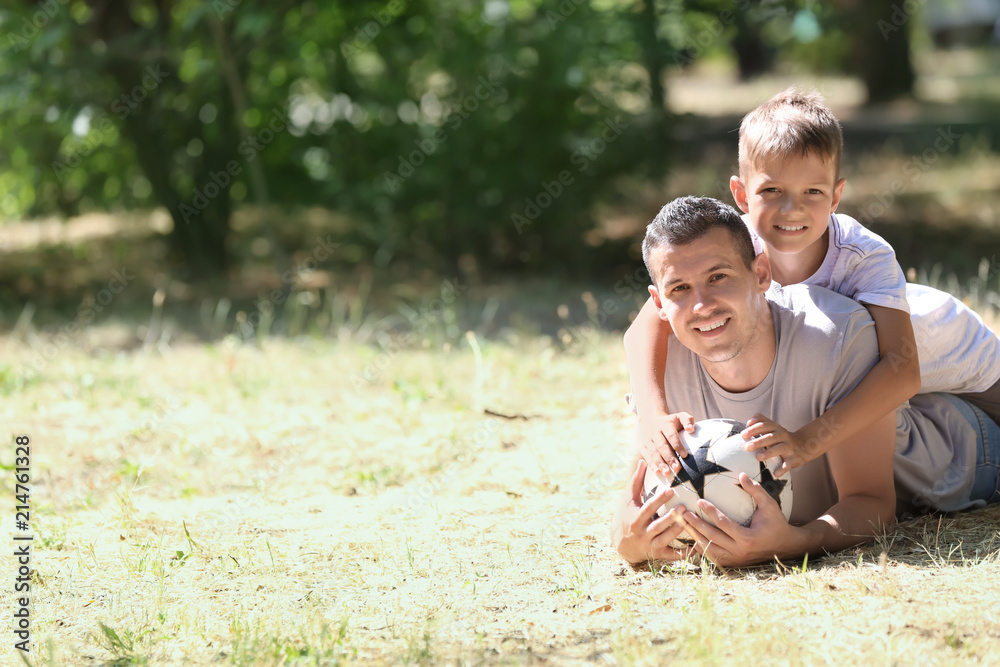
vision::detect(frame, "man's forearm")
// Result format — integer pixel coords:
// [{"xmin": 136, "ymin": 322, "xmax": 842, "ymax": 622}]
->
[{"xmin": 784, "ymin": 493, "xmax": 896, "ymax": 561}]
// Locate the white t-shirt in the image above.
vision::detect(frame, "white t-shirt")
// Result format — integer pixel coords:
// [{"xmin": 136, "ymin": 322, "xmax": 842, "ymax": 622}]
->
[
  {"xmin": 747, "ymin": 212, "xmax": 909, "ymax": 312},
  {"xmin": 747, "ymin": 212, "xmax": 1000, "ymax": 394},
  {"xmin": 662, "ymin": 284, "xmax": 980, "ymax": 520},
  {"xmin": 907, "ymin": 283, "xmax": 1000, "ymax": 393}
]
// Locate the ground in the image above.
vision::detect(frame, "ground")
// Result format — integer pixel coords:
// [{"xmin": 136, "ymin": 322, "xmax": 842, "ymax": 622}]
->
[{"xmin": 3, "ymin": 324, "xmax": 1000, "ymax": 665}]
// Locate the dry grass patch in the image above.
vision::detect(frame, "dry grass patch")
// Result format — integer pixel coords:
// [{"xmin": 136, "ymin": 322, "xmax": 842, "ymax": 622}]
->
[{"xmin": 2, "ymin": 326, "xmax": 1000, "ymax": 665}]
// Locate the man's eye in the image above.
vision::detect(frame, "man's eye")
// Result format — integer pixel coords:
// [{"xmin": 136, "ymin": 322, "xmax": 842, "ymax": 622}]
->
[
  {"xmin": 671, "ymin": 285, "xmax": 688, "ymax": 295},
  {"xmin": 710, "ymin": 274, "xmax": 726, "ymax": 282}
]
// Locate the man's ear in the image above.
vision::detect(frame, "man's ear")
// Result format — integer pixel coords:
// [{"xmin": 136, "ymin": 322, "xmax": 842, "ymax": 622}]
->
[
  {"xmin": 830, "ymin": 177, "xmax": 846, "ymax": 213},
  {"xmin": 730, "ymin": 175, "xmax": 750, "ymax": 213},
  {"xmin": 753, "ymin": 251, "xmax": 772, "ymax": 292},
  {"xmin": 647, "ymin": 284, "xmax": 668, "ymax": 320}
]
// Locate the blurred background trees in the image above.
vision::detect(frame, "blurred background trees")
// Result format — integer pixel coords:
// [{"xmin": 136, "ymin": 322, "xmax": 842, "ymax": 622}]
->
[{"xmin": 1, "ymin": 0, "xmax": 998, "ymax": 293}]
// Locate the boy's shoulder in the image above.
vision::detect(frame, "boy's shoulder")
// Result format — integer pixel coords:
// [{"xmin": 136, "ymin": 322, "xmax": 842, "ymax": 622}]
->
[
  {"xmin": 828, "ymin": 213, "xmax": 895, "ymax": 257},
  {"xmin": 768, "ymin": 282, "xmax": 873, "ymax": 331}
]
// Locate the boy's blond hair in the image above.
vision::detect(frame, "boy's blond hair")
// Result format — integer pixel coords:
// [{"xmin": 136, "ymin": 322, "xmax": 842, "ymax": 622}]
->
[{"xmin": 738, "ymin": 88, "xmax": 843, "ymax": 181}]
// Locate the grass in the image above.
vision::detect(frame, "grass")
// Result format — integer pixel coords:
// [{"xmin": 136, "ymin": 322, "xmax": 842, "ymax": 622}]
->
[
  {"xmin": 2, "ymin": 307, "xmax": 1000, "ymax": 665},
  {"xmin": 3, "ymin": 59, "xmax": 1000, "ymax": 663}
]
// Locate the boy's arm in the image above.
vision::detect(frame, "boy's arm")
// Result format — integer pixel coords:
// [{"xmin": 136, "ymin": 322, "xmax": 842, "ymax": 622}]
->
[
  {"xmin": 745, "ymin": 305, "xmax": 921, "ymax": 474},
  {"xmin": 623, "ymin": 297, "xmax": 695, "ymax": 475}
]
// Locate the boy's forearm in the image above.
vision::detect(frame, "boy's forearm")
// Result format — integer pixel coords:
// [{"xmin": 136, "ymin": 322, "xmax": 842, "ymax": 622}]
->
[
  {"xmin": 794, "ymin": 357, "xmax": 919, "ymax": 459},
  {"xmin": 623, "ymin": 297, "xmax": 671, "ymax": 416}
]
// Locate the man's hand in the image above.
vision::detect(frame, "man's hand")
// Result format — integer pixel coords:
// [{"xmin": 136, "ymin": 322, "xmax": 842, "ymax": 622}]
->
[
  {"xmin": 678, "ymin": 472, "xmax": 799, "ymax": 567},
  {"xmin": 742, "ymin": 413, "xmax": 817, "ymax": 477},
  {"xmin": 612, "ymin": 459, "xmax": 693, "ymax": 564},
  {"xmin": 635, "ymin": 411, "xmax": 697, "ymax": 477}
]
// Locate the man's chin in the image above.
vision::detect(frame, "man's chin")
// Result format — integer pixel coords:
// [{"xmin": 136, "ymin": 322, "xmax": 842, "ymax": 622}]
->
[{"xmin": 697, "ymin": 345, "xmax": 740, "ymax": 364}]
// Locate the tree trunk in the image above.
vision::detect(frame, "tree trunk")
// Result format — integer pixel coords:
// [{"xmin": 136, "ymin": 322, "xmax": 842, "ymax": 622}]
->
[
  {"xmin": 90, "ymin": 4, "xmax": 236, "ymax": 279},
  {"xmin": 841, "ymin": 0, "xmax": 916, "ymax": 103}
]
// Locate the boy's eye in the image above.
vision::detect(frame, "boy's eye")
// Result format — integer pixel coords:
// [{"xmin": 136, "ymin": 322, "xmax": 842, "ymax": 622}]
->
[
  {"xmin": 807, "ymin": 188, "xmax": 823, "ymax": 195},
  {"xmin": 709, "ymin": 273, "xmax": 726, "ymax": 282},
  {"xmin": 670, "ymin": 284, "xmax": 688, "ymax": 295}
]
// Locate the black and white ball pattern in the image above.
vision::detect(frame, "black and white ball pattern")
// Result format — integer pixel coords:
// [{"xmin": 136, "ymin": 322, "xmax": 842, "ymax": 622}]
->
[{"xmin": 641, "ymin": 418, "xmax": 793, "ymax": 546}]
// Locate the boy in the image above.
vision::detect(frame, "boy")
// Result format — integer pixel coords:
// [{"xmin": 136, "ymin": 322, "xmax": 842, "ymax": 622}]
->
[{"xmin": 625, "ymin": 88, "xmax": 1000, "ymax": 482}]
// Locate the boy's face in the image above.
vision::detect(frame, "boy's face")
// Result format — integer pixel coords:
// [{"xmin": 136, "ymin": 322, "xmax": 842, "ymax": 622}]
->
[
  {"xmin": 729, "ymin": 151, "xmax": 845, "ymax": 257},
  {"xmin": 647, "ymin": 227, "xmax": 772, "ymax": 365}
]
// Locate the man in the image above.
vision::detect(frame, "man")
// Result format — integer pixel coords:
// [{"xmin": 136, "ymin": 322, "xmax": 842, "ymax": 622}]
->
[{"xmin": 612, "ymin": 196, "xmax": 1000, "ymax": 567}]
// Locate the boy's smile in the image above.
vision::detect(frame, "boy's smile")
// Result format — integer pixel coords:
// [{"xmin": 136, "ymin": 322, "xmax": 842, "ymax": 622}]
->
[{"xmin": 730, "ymin": 151, "xmax": 845, "ymax": 282}]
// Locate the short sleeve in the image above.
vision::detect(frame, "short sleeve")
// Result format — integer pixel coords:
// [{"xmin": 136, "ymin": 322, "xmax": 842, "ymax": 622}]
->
[{"xmin": 829, "ymin": 215, "xmax": 909, "ymax": 314}]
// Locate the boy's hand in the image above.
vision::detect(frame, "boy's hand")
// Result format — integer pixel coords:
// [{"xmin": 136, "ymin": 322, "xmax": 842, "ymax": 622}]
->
[
  {"xmin": 636, "ymin": 411, "xmax": 696, "ymax": 477},
  {"xmin": 741, "ymin": 413, "xmax": 815, "ymax": 476}
]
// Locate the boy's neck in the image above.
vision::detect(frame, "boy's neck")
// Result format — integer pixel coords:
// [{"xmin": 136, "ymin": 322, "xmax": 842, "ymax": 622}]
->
[{"xmin": 766, "ymin": 228, "xmax": 830, "ymax": 286}]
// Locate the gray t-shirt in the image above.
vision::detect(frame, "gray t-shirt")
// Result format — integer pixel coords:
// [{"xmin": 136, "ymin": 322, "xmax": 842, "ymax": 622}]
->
[{"xmin": 663, "ymin": 283, "xmax": 978, "ymax": 523}]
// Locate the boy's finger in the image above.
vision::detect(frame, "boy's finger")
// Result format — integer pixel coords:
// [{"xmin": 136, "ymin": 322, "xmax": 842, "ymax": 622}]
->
[
  {"xmin": 683, "ymin": 414, "xmax": 696, "ymax": 433},
  {"xmin": 666, "ymin": 431, "xmax": 688, "ymax": 458}
]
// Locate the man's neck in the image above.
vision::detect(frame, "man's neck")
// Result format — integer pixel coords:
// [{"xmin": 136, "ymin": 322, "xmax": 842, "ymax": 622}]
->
[
  {"xmin": 700, "ymin": 299, "xmax": 777, "ymax": 393},
  {"xmin": 768, "ymin": 227, "xmax": 829, "ymax": 287}
]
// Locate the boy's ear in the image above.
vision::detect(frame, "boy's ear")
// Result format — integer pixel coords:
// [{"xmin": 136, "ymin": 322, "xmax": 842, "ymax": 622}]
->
[
  {"xmin": 730, "ymin": 175, "xmax": 750, "ymax": 213},
  {"xmin": 830, "ymin": 177, "xmax": 846, "ymax": 213}
]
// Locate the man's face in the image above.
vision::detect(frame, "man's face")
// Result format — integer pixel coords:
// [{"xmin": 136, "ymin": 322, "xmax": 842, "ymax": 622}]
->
[
  {"xmin": 648, "ymin": 227, "xmax": 771, "ymax": 365},
  {"xmin": 731, "ymin": 151, "xmax": 845, "ymax": 257}
]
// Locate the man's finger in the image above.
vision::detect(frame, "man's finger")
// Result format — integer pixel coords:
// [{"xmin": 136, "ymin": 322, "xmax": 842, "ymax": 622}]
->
[
  {"xmin": 740, "ymin": 472, "xmax": 778, "ymax": 510},
  {"xmin": 639, "ymin": 486, "xmax": 677, "ymax": 525}
]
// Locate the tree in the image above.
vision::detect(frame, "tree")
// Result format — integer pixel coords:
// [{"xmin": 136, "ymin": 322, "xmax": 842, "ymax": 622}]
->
[{"xmin": 2, "ymin": 1, "xmax": 674, "ymax": 276}]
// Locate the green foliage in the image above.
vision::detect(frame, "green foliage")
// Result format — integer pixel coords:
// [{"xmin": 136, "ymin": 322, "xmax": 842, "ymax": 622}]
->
[
  {"xmin": 1, "ymin": 1, "xmax": 674, "ymax": 274},
  {"xmin": 0, "ymin": 0, "xmax": 918, "ymax": 274}
]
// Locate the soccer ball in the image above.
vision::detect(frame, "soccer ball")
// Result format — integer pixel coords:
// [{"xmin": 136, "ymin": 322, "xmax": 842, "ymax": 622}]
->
[{"xmin": 641, "ymin": 418, "xmax": 793, "ymax": 546}]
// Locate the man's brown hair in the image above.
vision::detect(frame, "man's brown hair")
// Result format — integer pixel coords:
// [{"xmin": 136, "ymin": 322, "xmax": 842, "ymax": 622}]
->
[{"xmin": 738, "ymin": 88, "xmax": 843, "ymax": 180}]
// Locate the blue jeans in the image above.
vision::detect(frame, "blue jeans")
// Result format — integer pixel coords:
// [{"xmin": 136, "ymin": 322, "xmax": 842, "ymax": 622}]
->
[{"xmin": 940, "ymin": 393, "xmax": 1000, "ymax": 505}]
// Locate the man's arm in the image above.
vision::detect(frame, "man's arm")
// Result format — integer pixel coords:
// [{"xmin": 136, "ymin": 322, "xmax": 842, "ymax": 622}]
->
[
  {"xmin": 623, "ymin": 297, "xmax": 694, "ymax": 475},
  {"xmin": 744, "ymin": 305, "xmax": 920, "ymax": 475},
  {"xmin": 680, "ymin": 412, "xmax": 896, "ymax": 566},
  {"xmin": 611, "ymin": 457, "xmax": 692, "ymax": 565}
]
